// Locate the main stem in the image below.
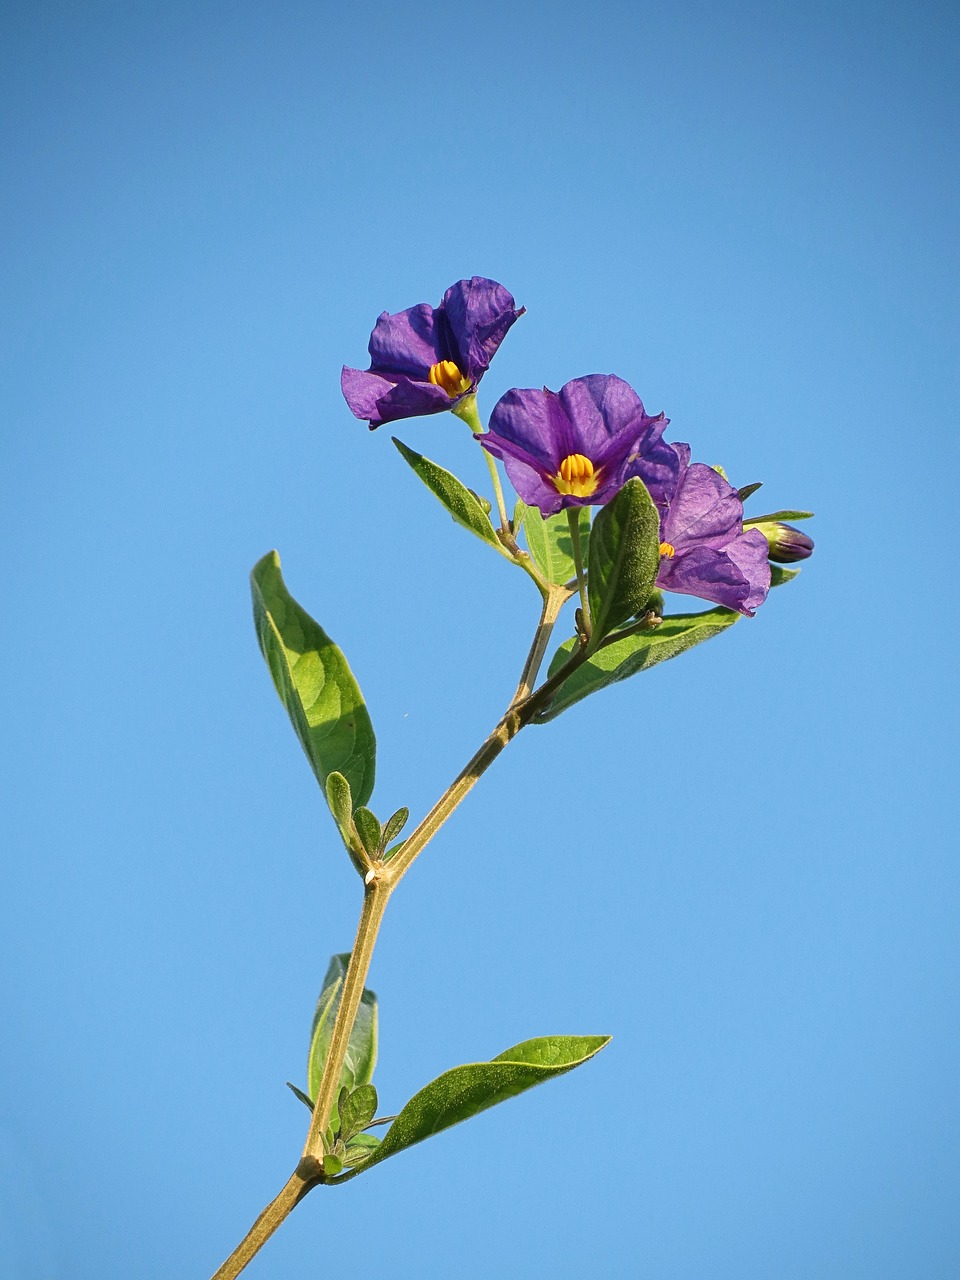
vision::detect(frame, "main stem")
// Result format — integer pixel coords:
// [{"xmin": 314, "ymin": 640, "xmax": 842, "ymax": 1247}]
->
[{"xmin": 210, "ymin": 590, "xmax": 586, "ymax": 1280}]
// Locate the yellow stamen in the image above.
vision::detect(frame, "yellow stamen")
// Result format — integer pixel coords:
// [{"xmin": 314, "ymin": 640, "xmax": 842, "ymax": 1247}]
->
[
  {"xmin": 553, "ymin": 453, "xmax": 600, "ymax": 499},
  {"xmin": 428, "ymin": 360, "xmax": 471, "ymax": 399},
  {"xmin": 659, "ymin": 541, "xmax": 676, "ymax": 558}
]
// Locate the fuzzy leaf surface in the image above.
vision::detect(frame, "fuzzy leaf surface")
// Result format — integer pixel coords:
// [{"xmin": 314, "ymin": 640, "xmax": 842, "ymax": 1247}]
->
[
  {"xmin": 587, "ymin": 478, "xmax": 661, "ymax": 642},
  {"xmin": 393, "ymin": 438, "xmax": 505, "ymax": 553},
  {"xmin": 327, "ymin": 1035, "xmax": 609, "ymax": 1184},
  {"xmin": 307, "ymin": 954, "xmax": 378, "ymax": 1125},
  {"xmin": 535, "ymin": 608, "xmax": 739, "ymax": 722}
]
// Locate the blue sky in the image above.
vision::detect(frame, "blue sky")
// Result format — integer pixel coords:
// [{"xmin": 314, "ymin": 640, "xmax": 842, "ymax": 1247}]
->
[{"xmin": 2, "ymin": 2, "xmax": 958, "ymax": 1276}]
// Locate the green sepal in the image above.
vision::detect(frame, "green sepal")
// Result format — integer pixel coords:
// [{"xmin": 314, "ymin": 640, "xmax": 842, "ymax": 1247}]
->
[
  {"xmin": 737, "ymin": 481, "xmax": 763, "ymax": 502},
  {"xmin": 770, "ymin": 564, "xmax": 801, "ymax": 587},
  {"xmin": 381, "ymin": 807, "xmax": 409, "ymax": 848},
  {"xmin": 339, "ymin": 1083, "xmax": 378, "ymax": 1141},
  {"xmin": 307, "ymin": 954, "xmax": 378, "ymax": 1129},
  {"xmin": 534, "ymin": 607, "xmax": 739, "ymax": 723},
  {"xmin": 392, "ymin": 438, "xmax": 508, "ymax": 555},
  {"xmin": 587, "ymin": 478, "xmax": 661, "ymax": 644},
  {"xmin": 516, "ymin": 499, "xmax": 590, "ymax": 586},
  {"xmin": 353, "ymin": 806, "xmax": 381, "ymax": 858},
  {"xmin": 744, "ymin": 508, "xmax": 814, "ymax": 523},
  {"xmin": 251, "ymin": 551, "xmax": 376, "ymax": 808},
  {"xmin": 325, "ymin": 1035, "xmax": 610, "ymax": 1184}
]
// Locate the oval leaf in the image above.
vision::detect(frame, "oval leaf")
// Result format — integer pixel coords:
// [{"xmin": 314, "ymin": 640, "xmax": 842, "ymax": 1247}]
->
[
  {"xmin": 534, "ymin": 607, "xmax": 739, "ymax": 722},
  {"xmin": 517, "ymin": 500, "xmax": 590, "ymax": 585},
  {"xmin": 587, "ymin": 478, "xmax": 661, "ymax": 643},
  {"xmin": 392, "ymin": 438, "xmax": 508, "ymax": 554},
  {"xmin": 326, "ymin": 1035, "xmax": 610, "ymax": 1183},
  {"xmin": 339, "ymin": 1083, "xmax": 378, "ymax": 1141},
  {"xmin": 353, "ymin": 806, "xmax": 381, "ymax": 857},
  {"xmin": 307, "ymin": 954, "xmax": 379, "ymax": 1122},
  {"xmin": 381, "ymin": 807, "xmax": 409, "ymax": 847},
  {"xmin": 251, "ymin": 551, "xmax": 376, "ymax": 807}
]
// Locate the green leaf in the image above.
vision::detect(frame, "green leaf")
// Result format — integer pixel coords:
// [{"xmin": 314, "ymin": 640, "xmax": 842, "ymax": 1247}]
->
[
  {"xmin": 322, "ymin": 1153, "xmax": 344, "ymax": 1177},
  {"xmin": 339, "ymin": 1084, "xmax": 378, "ymax": 1141},
  {"xmin": 286, "ymin": 1081, "xmax": 314, "ymax": 1111},
  {"xmin": 737, "ymin": 481, "xmax": 763, "ymax": 502},
  {"xmin": 353, "ymin": 806, "xmax": 381, "ymax": 857},
  {"xmin": 516, "ymin": 500, "xmax": 590, "ymax": 585},
  {"xmin": 381, "ymin": 807, "xmax": 409, "ymax": 847},
  {"xmin": 251, "ymin": 551, "xmax": 376, "ymax": 808},
  {"xmin": 744, "ymin": 509, "xmax": 814, "ymax": 523},
  {"xmin": 587, "ymin": 478, "xmax": 661, "ymax": 642},
  {"xmin": 393, "ymin": 438, "xmax": 507, "ymax": 554},
  {"xmin": 342, "ymin": 1132, "xmax": 381, "ymax": 1168},
  {"xmin": 534, "ymin": 608, "xmax": 740, "ymax": 723},
  {"xmin": 770, "ymin": 564, "xmax": 801, "ymax": 587},
  {"xmin": 326, "ymin": 1035, "xmax": 610, "ymax": 1184},
  {"xmin": 307, "ymin": 954, "xmax": 378, "ymax": 1124}
]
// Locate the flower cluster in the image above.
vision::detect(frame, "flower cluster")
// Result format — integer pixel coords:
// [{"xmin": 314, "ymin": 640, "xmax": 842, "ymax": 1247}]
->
[{"xmin": 343, "ymin": 277, "xmax": 811, "ymax": 617}]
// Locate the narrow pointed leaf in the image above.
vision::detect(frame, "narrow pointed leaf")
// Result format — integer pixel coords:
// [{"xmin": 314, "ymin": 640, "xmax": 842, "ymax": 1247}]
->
[
  {"xmin": 326, "ymin": 1035, "xmax": 610, "ymax": 1184},
  {"xmin": 587, "ymin": 478, "xmax": 661, "ymax": 643},
  {"xmin": 307, "ymin": 954, "xmax": 378, "ymax": 1125},
  {"xmin": 534, "ymin": 608, "xmax": 739, "ymax": 722},
  {"xmin": 251, "ymin": 551, "xmax": 376, "ymax": 807},
  {"xmin": 286, "ymin": 1082, "xmax": 314, "ymax": 1111},
  {"xmin": 393, "ymin": 438, "xmax": 507, "ymax": 554},
  {"xmin": 770, "ymin": 564, "xmax": 801, "ymax": 587},
  {"xmin": 744, "ymin": 509, "xmax": 814, "ymax": 523},
  {"xmin": 517, "ymin": 499, "xmax": 590, "ymax": 585},
  {"xmin": 737, "ymin": 481, "xmax": 763, "ymax": 502},
  {"xmin": 342, "ymin": 1133, "xmax": 381, "ymax": 1168}
]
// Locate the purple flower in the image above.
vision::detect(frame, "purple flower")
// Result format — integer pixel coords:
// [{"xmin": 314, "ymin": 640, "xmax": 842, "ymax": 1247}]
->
[
  {"xmin": 656, "ymin": 455, "xmax": 770, "ymax": 615},
  {"xmin": 479, "ymin": 374, "xmax": 679, "ymax": 517},
  {"xmin": 341, "ymin": 277, "xmax": 523, "ymax": 429}
]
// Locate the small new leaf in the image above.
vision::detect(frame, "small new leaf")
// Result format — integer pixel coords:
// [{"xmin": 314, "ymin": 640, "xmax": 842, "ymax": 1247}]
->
[
  {"xmin": 770, "ymin": 564, "xmax": 801, "ymax": 587},
  {"xmin": 393, "ymin": 438, "xmax": 508, "ymax": 555},
  {"xmin": 251, "ymin": 551, "xmax": 376, "ymax": 807},
  {"xmin": 339, "ymin": 1084, "xmax": 378, "ymax": 1141},
  {"xmin": 587, "ymin": 478, "xmax": 661, "ymax": 643},
  {"xmin": 353, "ymin": 807, "xmax": 381, "ymax": 857},
  {"xmin": 324, "ymin": 1035, "xmax": 610, "ymax": 1184},
  {"xmin": 380, "ymin": 807, "xmax": 409, "ymax": 848}
]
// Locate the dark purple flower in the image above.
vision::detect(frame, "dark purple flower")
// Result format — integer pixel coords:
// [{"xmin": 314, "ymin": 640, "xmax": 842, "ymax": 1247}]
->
[
  {"xmin": 479, "ymin": 374, "xmax": 678, "ymax": 517},
  {"xmin": 656, "ymin": 455, "xmax": 770, "ymax": 615},
  {"xmin": 341, "ymin": 277, "xmax": 523, "ymax": 429}
]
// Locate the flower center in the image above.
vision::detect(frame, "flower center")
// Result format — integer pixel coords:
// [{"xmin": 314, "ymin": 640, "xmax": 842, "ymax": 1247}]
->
[
  {"xmin": 553, "ymin": 453, "xmax": 600, "ymax": 498},
  {"xmin": 428, "ymin": 360, "xmax": 471, "ymax": 399},
  {"xmin": 659, "ymin": 541, "xmax": 676, "ymax": 558}
]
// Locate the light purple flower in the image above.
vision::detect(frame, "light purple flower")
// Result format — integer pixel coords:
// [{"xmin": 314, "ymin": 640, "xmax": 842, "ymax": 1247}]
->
[
  {"xmin": 341, "ymin": 277, "xmax": 523, "ymax": 429},
  {"xmin": 479, "ymin": 374, "xmax": 679, "ymax": 517},
  {"xmin": 656, "ymin": 455, "xmax": 770, "ymax": 615}
]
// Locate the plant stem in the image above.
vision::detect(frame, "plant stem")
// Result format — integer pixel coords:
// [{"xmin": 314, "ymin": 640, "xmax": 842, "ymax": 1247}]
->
[
  {"xmin": 508, "ymin": 585, "xmax": 571, "ymax": 706},
  {"xmin": 567, "ymin": 508, "xmax": 591, "ymax": 639},
  {"xmin": 209, "ymin": 607, "xmax": 591, "ymax": 1280},
  {"xmin": 453, "ymin": 393, "xmax": 511, "ymax": 532}
]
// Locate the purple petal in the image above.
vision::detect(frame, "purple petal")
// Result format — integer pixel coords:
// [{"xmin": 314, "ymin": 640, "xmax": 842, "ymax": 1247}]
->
[
  {"xmin": 367, "ymin": 303, "xmax": 441, "ymax": 378},
  {"xmin": 341, "ymin": 366, "xmax": 451, "ymax": 429},
  {"xmin": 662, "ymin": 462, "xmax": 743, "ymax": 551},
  {"xmin": 624, "ymin": 435, "xmax": 682, "ymax": 515},
  {"xmin": 656, "ymin": 544, "xmax": 755, "ymax": 613},
  {"xmin": 486, "ymin": 387, "xmax": 566, "ymax": 472},
  {"xmin": 557, "ymin": 375, "xmax": 651, "ymax": 458},
  {"xmin": 441, "ymin": 277, "xmax": 523, "ymax": 378},
  {"xmin": 723, "ymin": 528, "xmax": 771, "ymax": 613}
]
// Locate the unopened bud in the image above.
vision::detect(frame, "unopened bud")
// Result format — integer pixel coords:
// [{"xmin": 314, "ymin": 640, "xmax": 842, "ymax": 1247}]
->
[{"xmin": 753, "ymin": 520, "xmax": 814, "ymax": 563}]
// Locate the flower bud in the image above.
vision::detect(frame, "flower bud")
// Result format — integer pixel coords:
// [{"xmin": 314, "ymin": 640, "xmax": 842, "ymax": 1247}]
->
[{"xmin": 752, "ymin": 520, "xmax": 814, "ymax": 563}]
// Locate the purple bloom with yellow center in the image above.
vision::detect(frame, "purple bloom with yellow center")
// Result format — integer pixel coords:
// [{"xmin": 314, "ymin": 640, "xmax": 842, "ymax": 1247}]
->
[
  {"xmin": 479, "ymin": 374, "xmax": 679, "ymax": 518},
  {"xmin": 341, "ymin": 277, "xmax": 523, "ymax": 429},
  {"xmin": 656, "ymin": 451, "xmax": 770, "ymax": 615}
]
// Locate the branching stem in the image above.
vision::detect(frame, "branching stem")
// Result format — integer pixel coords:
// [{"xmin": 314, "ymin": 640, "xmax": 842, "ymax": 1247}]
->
[{"xmin": 209, "ymin": 593, "xmax": 589, "ymax": 1280}]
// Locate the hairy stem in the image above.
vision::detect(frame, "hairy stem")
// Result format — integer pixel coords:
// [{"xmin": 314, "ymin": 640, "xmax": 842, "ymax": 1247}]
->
[
  {"xmin": 567, "ymin": 509, "xmax": 591, "ymax": 639},
  {"xmin": 209, "ymin": 605, "xmax": 590, "ymax": 1280}
]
